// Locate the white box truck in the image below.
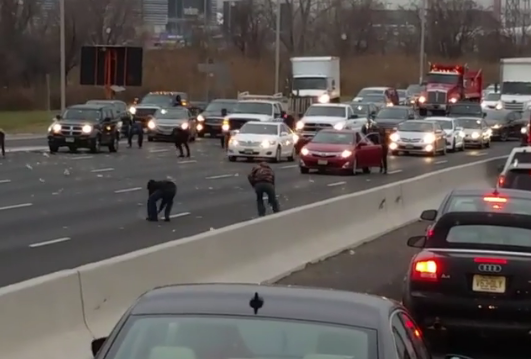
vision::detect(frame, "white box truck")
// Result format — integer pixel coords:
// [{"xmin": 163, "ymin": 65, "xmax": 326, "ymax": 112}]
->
[
  {"xmin": 290, "ymin": 56, "xmax": 340, "ymax": 103},
  {"xmin": 500, "ymin": 58, "xmax": 531, "ymax": 111}
]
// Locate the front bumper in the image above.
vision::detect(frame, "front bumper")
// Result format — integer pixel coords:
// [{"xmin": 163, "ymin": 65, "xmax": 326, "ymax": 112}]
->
[
  {"xmin": 464, "ymin": 137, "xmax": 484, "ymax": 146},
  {"xmin": 418, "ymin": 103, "xmax": 447, "ymax": 111},
  {"xmin": 228, "ymin": 146, "xmax": 276, "ymax": 158},
  {"xmin": 299, "ymin": 156, "xmax": 353, "ymax": 170},
  {"xmin": 48, "ymin": 134, "xmax": 98, "ymax": 148},
  {"xmin": 390, "ymin": 142, "xmax": 435, "ymax": 153}
]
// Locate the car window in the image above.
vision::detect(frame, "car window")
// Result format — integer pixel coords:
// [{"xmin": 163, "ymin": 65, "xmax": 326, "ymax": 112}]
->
[
  {"xmin": 509, "ymin": 151, "xmax": 531, "ymax": 166},
  {"xmin": 447, "ymin": 224, "xmax": 531, "ymax": 249},
  {"xmin": 391, "ymin": 313, "xmax": 417, "ymax": 359},
  {"xmin": 501, "ymin": 168, "xmax": 531, "ymax": 191},
  {"xmin": 445, "ymin": 195, "xmax": 531, "ymax": 215}
]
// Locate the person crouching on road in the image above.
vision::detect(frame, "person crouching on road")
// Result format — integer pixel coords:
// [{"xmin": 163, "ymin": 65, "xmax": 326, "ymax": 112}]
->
[
  {"xmin": 173, "ymin": 125, "xmax": 191, "ymax": 158},
  {"xmin": 146, "ymin": 179, "xmax": 177, "ymax": 222},
  {"xmin": 248, "ymin": 162, "xmax": 280, "ymax": 217},
  {"xmin": 128, "ymin": 118, "xmax": 144, "ymax": 148}
]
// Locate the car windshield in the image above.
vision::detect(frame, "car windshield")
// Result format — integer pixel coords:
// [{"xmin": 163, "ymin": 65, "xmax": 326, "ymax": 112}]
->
[
  {"xmin": 240, "ymin": 123, "xmax": 278, "ymax": 135},
  {"xmin": 292, "ymin": 77, "xmax": 327, "ymax": 90},
  {"xmin": 446, "ymin": 195, "xmax": 531, "ymax": 215},
  {"xmin": 500, "ymin": 169, "xmax": 531, "ymax": 191},
  {"xmin": 233, "ymin": 102, "xmax": 272, "ymax": 115},
  {"xmin": 456, "ymin": 119, "xmax": 482, "ymax": 129},
  {"xmin": 140, "ymin": 94, "xmax": 176, "ymax": 106},
  {"xmin": 357, "ymin": 89, "xmax": 384, "ymax": 97},
  {"xmin": 105, "ymin": 315, "xmax": 376, "ymax": 359},
  {"xmin": 485, "ymin": 93, "xmax": 501, "ymax": 101},
  {"xmin": 426, "ymin": 73, "xmax": 459, "ymax": 85},
  {"xmin": 205, "ymin": 101, "xmax": 237, "ymax": 112},
  {"xmin": 156, "ymin": 109, "xmax": 189, "ymax": 120},
  {"xmin": 305, "ymin": 106, "xmax": 345, "ymax": 117},
  {"xmin": 397, "ymin": 90, "xmax": 407, "ymax": 98},
  {"xmin": 62, "ymin": 109, "xmax": 101, "ymax": 121},
  {"xmin": 427, "ymin": 119, "xmax": 453, "ymax": 130},
  {"xmin": 448, "ymin": 105, "xmax": 482, "ymax": 116},
  {"xmin": 312, "ymin": 132, "xmax": 353, "ymax": 144},
  {"xmin": 501, "ymin": 82, "xmax": 531, "ymax": 95},
  {"xmin": 375, "ymin": 108, "xmax": 407, "ymax": 119},
  {"xmin": 398, "ymin": 122, "xmax": 433, "ymax": 132},
  {"xmin": 511, "ymin": 152, "xmax": 531, "ymax": 165},
  {"xmin": 406, "ymin": 85, "xmax": 422, "ymax": 96},
  {"xmin": 446, "ymin": 225, "xmax": 531, "ymax": 250},
  {"xmin": 351, "ymin": 104, "xmax": 369, "ymax": 115},
  {"xmin": 359, "ymin": 94, "xmax": 385, "ymax": 103},
  {"xmin": 484, "ymin": 111, "xmax": 508, "ymax": 122}
]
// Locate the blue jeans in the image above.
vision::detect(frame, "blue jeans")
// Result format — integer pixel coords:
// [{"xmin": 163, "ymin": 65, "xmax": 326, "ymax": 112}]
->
[{"xmin": 147, "ymin": 190, "xmax": 175, "ymax": 219}]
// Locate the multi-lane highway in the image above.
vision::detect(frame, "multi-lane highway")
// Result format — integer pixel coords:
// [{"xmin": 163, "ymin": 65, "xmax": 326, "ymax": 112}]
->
[{"xmin": 0, "ymin": 136, "xmax": 515, "ymax": 286}]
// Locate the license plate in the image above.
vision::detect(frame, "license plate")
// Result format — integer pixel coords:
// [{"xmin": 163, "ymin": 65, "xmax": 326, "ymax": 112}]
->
[
  {"xmin": 65, "ymin": 137, "xmax": 74, "ymax": 143},
  {"xmin": 472, "ymin": 275, "xmax": 506, "ymax": 293},
  {"xmin": 244, "ymin": 149, "xmax": 253, "ymax": 154},
  {"xmin": 317, "ymin": 160, "xmax": 328, "ymax": 165},
  {"xmin": 405, "ymin": 145, "xmax": 414, "ymax": 149}
]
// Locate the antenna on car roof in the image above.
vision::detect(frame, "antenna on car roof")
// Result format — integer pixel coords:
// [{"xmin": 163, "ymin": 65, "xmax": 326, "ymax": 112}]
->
[
  {"xmin": 249, "ymin": 292, "xmax": 264, "ymax": 315},
  {"xmin": 492, "ymin": 188, "xmax": 499, "ymax": 196}
]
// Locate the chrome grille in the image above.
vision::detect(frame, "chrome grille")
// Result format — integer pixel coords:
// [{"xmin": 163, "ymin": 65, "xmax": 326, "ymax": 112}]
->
[
  {"xmin": 135, "ymin": 108, "xmax": 158, "ymax": 117},
  {"xmin": 503, "ymin": 101, "xmax": 524, "ymax": 111},
  {"xmin": 239, "ymin": 140, "xmax": 261, "ymax": 146},
  {"xmin": 401, "ymin": 138, "xmax": 422, "ymax": 143},
  {"xmin": 204, "ymin": 117, "xmax": 223, "ymax": 124},
  {"xmin": 427, "ymin": 91, "xmax": 447, "ymax": 104},
  {"xmin": 310, "ymin": 151, "xmax": 339, "ymax": 158},
  {"xmin": 304, "ymin": 123, "xmax": 333, "ymax": 132},
  {"xmin": 59, "ymin": 125, "xmax": 83, "ymax": 136}
]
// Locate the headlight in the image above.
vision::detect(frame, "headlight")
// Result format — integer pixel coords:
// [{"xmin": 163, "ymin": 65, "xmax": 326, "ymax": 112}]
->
[
  {"xmin": 449, "ymin": 97, "xmax": 457, "ymax": 103},
  {"xmin": 389, "ymin": 133, "xmax": 400, "ymax": 142},
  {"xmin": 418, "ymin": 96, "xmax": 426, "ymax": 103},
  {"xmin": 261, "ymin": 140, "xmax": 275, "ymax": 148},
  {"xmin": 318, "ymin": 94, "xmax": 330, "ymax": 103},
  {"xmin": 229, "ymin": 138, "xmax": 238, "ymax": 146},
  {"xmin": 492, "ymin": 124, "xmax": 501, "ymax": 129},
  {"xmin": 293, "ymin": 134, "xmax": 299, "ymax": 143},
  {"xmin": 486, "ymin": 129, "xmax": 492, "ymax": 136},
  {"xmin": 341, "ymin": 150, "xmax": 352, "ymax": 158},
  {"xmin": 481, "ymin": 102, "xmax": 487, "ymax": 108},
  {"xmin": 295, "ymin": 121, "xmax": 304, "ymax": 130},
  {"xmin": 181, "ymin": 122, "xmax": 189, "ymax": 129},
  {"xmin": 197, "ymin": 114, "xmax": 204, "ymax": 122},
  {"xmin": 386, "ymin": 103, "xmax": 394, "ymax": 107},
  {"xmin": 495, "ymin": 102, "xmax": 503, "ymax": 110},
  {"xmin": 521, "ymin": 127, "xmax": 528, "ymax": 134},
  {"xmin": 82, "ymin": 124, "xmax": 92, "ymax": 134},
  {"xmin": 300, "ymin": 147, "xmax": 309, "ymax": 156},
  {"xmin": 333, "ymin": 122, "xmax": 345, "ymax": 130},
  {"xmin": 197, "ymin": 123, "xmax": 203, "ymax": 131},
  {"xmin": 459, "ymin": 131, "xmax": 465, "ymax": 137},
  {"xmin": 129, "ymin": 106, "xmax": 136, "ymax": 114},
  {"xmin": 147, "ymin": 120, "xmax": 156, "ymax": 129},
  {"xmin": 471, "ymin": 132, "xmax": 480, "ymax": 139},
  {"xmin": 50, "ymin": 123, "xmax": 61, "ymax": 133},
  {"xmin": 222, "ymin": 123, "xmax": 230, "ymax": 131},
  {"xmin": 423, "ymin": 133, "xmax": 436, "ymax": 143}
]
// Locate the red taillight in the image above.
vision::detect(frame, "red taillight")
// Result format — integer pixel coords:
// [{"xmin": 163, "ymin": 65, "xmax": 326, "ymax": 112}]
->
[
  {"xmin": 474, "ymin": 257, "xmax": 507, "ymax": 264},
  {"xmin": 497, "ymin": 176, "xmax": 505, "ymax": 186},
  {"xmin": 426, "ymin": 227, "xmax": 434, "ymax": 237},
  {"xmin": 484, "ymin": 196, "xmax": 507, "ymax": 203},
  {"xmin": 405, "ymin": 320, "xmax": 422, "ymax": 338},
  {"xmin": 412, "ymin": 259, "xmax": 438, "ymax": 281}
]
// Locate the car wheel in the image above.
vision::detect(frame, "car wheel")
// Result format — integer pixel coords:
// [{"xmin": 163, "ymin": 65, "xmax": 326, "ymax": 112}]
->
[
  {"xmin": 300, "ymin": 166, "xmax": 309, "ymax": 174},
  {"xmin": 198, "ymin": 132, "xmax": 204, "ymax": 138},
  {"xmin": 440, "ymin": 144, "xmax": 446, "ymax": 155},
  {"xmin": 501, "ymin": 131, "xmax": 508, "ymax": 141},
  {"xmin": 460, "ymin": 141, "xmax": 465, "ymax": 151},
  {"xmin": 451, "ymin": 139, "xmax": 456, "ymax": 152},
  {"xmin": 89, "ymin": 138, "xmax": 101, "ymax": 153},
  {"xmin": 68, "ymin": 145, "xmax": 77, "ymax": 153},
  {"xmin": 351, "ymin": 156, "xmax": 358, "ymax": 175},
  {"xmin": 228, "ymin": 156, "xmax": 237, "ymax": 162},
  {"xmin": 109, "ymin": 134, "xmax": 119, "ymax": 152},
  {"xmin": 273, "ymin": 146, "xmax": 281, "ymax": 163},
  {"xmin": 287, "ymin": 147, "xmax": 295, "ymax": 162},
  {"xmin": 49, "ymin": 144, "xmax": 59, "ymax": 153}
]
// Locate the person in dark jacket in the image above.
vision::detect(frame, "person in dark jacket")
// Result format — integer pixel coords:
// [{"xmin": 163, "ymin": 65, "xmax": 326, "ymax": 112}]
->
[
  {"xmin": 378, "ymin": 127, "xmax": 389, "ymax": 174},
  {"xmin": 220, "ymin": 108, "xmax": 230, "ymax": 148},
  {"xmin": 248, "ymin": 162, "xmax": 280, "ymax": 217},
  {"xmin": 175, "ymin": 95, "xmax": 183, "ymax": 107},
  {"xmin": 146, "ymin": 179, "xmax": 177, "ymax": 221},
  {"xmin": 128, "ymin": 118, "xmax": 143, "ymax": 148},
  {"xmin": 0, "ymin": 129, "xmax": 5, "ymax": 157},
  {"xmin": 173, "ymin": 126, "xmax": 191, "ymax": 157}
]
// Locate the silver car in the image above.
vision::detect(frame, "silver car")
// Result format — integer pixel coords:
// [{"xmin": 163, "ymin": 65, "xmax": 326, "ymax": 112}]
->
[{"xmin": 389, "ymin": 120, "xmax": 447, "ymax": 156}]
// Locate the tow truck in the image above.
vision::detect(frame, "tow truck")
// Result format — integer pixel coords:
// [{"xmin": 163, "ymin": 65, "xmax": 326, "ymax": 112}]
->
[{"xmin": 417, "ymin": 63, "xmax": 482, "ymax": 116}]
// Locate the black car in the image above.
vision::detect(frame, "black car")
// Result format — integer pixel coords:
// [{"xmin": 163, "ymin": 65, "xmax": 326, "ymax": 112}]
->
[
  {"xmin": 86, "ymin": 99, "xmax": 131, "ymax": 137},
  {"xmin": 130, "ymin": 91, "xmax": 189, "ymax": 127},
  {"xmin": 498, "ymin": 162, "xmax": 531, "ymax": 191},
  {"xmin": 374, "ymin": 106, "xmax": 415, "ymax": 134},
  {"xmin": 197, "ymin": 99, "xmax": 239, "ymax": 137},
  {"xmin": 89, "ymin": 283, "xmax": 468, "ymax": 359},
  {"xmin": 404, "ymin": 211, "xmax": 531, "ymax": 336},
  {"xmin": 484, "ymin": 109, "xmax": 524, "ymax": 141},
  {"xmin": 47, "ymin": 104, "xmax": 120, "ymax": 153},
  {"xmin": 147, "ymin": 107, "xmax": 198, "ymax": 142},
  {"xmin": 447, "ymin": 102, "xmax": 484, "ymax": 118}
]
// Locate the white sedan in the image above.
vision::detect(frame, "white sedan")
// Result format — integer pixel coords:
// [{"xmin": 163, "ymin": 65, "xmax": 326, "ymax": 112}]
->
[
  {"xmin": 227, "ymin": 121, "xmax": 298, "ymax": 162},
  {"xmin": 424, "ymin": 117, "xmax": 465, "ymax": 152}
]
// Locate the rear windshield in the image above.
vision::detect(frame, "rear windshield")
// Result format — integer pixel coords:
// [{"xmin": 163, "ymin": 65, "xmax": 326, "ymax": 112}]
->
[
  {"xmin": 447, "ymin": 225, "xmax": 531, "ymax": 249},
  {"xmin": 510, "ymin": 152, "xmax": 531, "ymax": 165},
  {"xmin": 446, "ymin": 195, "xmax": 531, "ymax": 215},
  {"xmin": 501, "ymin": 169, "xmax": 531, "ymax": 191}
]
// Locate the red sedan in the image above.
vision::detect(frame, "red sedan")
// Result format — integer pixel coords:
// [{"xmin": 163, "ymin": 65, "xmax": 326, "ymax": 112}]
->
[{"xmin": 299, "ymin": 129, "xmax": 383, "ymax": 175}]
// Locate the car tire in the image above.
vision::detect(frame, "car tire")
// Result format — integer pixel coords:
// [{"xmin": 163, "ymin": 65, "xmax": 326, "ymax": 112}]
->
[
  {"xmin": 273, "ymin": 146, "xmax": 281, "ymax": 163},
  {"xmin": 109, "ymin": 134, "xmax": 119, "ymax": 152},
  {"xmin": 460, "ymin": 141, "xmax": 465, "ymax": 151},
  {"xmin": 287, "ymin": 148, "xmax": 295, "ymax": 162},
  {"xmin": 89, "ymin": 138, "xmax": 101, "ymax": 153},
  {"xmin": 49, "ymin": 144, "xmax": 59, "ymax": 153},
  {"xmin": 362, "ymin": 167, "xmax": 370, "ymax": 174},
  {"xmin": 451, "ymin": 139, "xmax": 456, "ymax": 152},
  {"xmin": 501, "ymin": 131, "xmax": 508, "ymax": 141},
  {"xmin": 351, "ymin": 156, "xmax": 358, "ymax": 175},
  {"xmin": 300, "ymin": 166, "xmax": 309, "ymax": 174},
  {"xmin": 228, "ymin": 156, "xmax": 237, "ymax": 162},
  {"xmin": 440, "ymin": 144, "xmax": 446, "ymax": 155},
  {"xmin": 68, "ymin": 145, "xmax": 77, "ymax": 153},
  {"xmin": 198, "ymin": 132, "xmax": 204, "ymax": 138}
]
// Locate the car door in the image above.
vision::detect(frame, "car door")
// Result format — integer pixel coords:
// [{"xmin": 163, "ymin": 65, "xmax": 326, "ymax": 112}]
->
[
  {"xmin": 279, "ymin": 124, "xmax": 293, "ymax": 154},
  {"xmin": 362, "ymin": 132, "xmax": 381, "ymax": 167},
  {"xmin": 509, "ymin": 111, "xmax": 523, "ymax": 137}
]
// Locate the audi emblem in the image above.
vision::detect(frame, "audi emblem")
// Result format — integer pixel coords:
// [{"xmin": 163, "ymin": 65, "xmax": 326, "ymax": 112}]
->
[{"xmin": 478, "ymin": 264, "xmax": 502, "ymax": 273}]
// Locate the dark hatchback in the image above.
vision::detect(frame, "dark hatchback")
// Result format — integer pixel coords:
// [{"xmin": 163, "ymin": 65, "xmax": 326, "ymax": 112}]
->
[
  {"xmin": 197, "ymin": 99, "xmax": 239, "ymax": 137},
  {"xmin": 484, "ymin": 109, "xmax": 524, "ymax": 141},
  {"xmin": 47, "ymin": 104, "xmax": 120, "ymax": 153},
  {"xmin": 89, "ymin": 283, "xmax": 469, "ymax": 359},
  {"xmin": 404, "ymin": 211, "xmax": 531, "ymax": 336}
]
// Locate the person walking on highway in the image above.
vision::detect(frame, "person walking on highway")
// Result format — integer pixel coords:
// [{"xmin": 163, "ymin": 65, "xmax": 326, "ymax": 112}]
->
[
  {"xmin": 146, "ymin": 179, "xmax": 177, "ymax": 222},
  {"xmin": 173, "ymin": 126, "xmax": 191, "ymax": 158},
  {"xmin": 378, "ymin": 127, "xmax": 389, "ymax": 174},
  {"xmin": 128, "ymin": 118, "xmax": 144, "ymax": 148},
  {"xmin": 248, "ymin": 162, "xmax": 280, "ymax": 217},
  {"xmin": 0, "ymin": 129, "xmax": 5, "ymax": 157}
]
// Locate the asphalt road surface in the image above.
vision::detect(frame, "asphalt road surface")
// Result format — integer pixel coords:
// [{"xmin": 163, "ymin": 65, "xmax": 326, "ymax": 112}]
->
[
  {"xmin": 0, "ymin": 137, "xmax": 515, "ymax": 286},
  {"xmin": 277, "ymin": 224, "xmax": 531, "ymax": 359}
]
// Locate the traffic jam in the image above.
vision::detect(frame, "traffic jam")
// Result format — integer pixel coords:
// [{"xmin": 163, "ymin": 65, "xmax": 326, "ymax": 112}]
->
[{"xmin": 48, "ymin": 56, "xmax": 531, "ymax": 359}]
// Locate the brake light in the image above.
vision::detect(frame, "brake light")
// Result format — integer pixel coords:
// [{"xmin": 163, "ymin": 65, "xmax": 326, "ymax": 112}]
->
[
  {"xmin": 497, "ymin": 176, "xmax": 505, "ymax": 186},
  {"xmin": 426, "ymin": 227, "xmax": 434, "ymax": 237},
  {"xmin": 405, "ymin": 320, "xmax": 422, "ymax": 338},
  {"xmin": 474, "ymin": 257, "xmax": 507, "ymax": 264},
  {"xmin": 483, "ymin": 196, "xmax": 507, "ymax": 203},
  {"xmin": 412, "ymin": 259, "xmax": 438, "ymax": 281}
]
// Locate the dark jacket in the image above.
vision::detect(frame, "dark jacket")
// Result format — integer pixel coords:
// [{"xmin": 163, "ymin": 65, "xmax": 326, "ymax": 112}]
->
[
  {"xmin": 378, "ymin": 127, "xmax": 389, "ymax": 148},
  {"xmin": 147, "ymin": 180, "xmax": 176, "ymax": 195},
  {"xmin": 173, "ymin": 127, "xmax": 189, "ymax": 142},
  {"xmin": 248, "ymin": 163, "xmax": 275, "ymax": 186}
]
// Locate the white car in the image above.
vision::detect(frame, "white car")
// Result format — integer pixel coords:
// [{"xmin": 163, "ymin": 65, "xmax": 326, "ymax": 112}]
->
[
  {"xmin": 481, "ymin": 92, "xmax": 502, "ymax": 110},
  {"xmin": 499, "ymin": 146, "xmax": 531, "ymax": 175},
  {"xmin": 295, "ymin": 103, "xmax": 356, "ymax": 138},
  {"xmin": 227, "ymin": 121, "xmax": 298, "ymax": 162},
  {"xmin": 455, "ymin": 117, "xmax": 491, "ymax": 148},
  {"xmin": 424, "ymin": 117, "xmax": 465, "ymax": 152},
  {"xmin": 389, "ymin": 120, "xmax": 447, "ymax": 156}
]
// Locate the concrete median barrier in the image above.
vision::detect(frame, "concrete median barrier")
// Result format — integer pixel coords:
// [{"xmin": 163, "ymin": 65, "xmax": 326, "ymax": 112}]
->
[{"xmin": 0, "ymin": 155, "xmax": 506, "ymax": 359}]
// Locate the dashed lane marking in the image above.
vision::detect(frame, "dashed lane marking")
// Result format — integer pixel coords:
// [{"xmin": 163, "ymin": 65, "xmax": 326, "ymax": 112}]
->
[
  {"xmin": 327, "ymin": 181, "xmax": 346, "ymax": 187},
  {"xmin": 0, "ymin": 203, "xmax": 33, "ymax": 211},
  {"xmin": 387, "ymin": 170, "xmax": 402, "ymax": 175},
  {"xmin": 205, "ymin": 174, "xmax": 237, "ymax": 180},
  {"xmin": 91, "ymin": 168, "xmax": 114, "ymax": 173},
  {"xmin": 29, "ymin": 237, "xmax": 71, "ymax": 248},
  {"xmin": 114, "ymin": 187, "xmax": 142, "ymax": 194}
]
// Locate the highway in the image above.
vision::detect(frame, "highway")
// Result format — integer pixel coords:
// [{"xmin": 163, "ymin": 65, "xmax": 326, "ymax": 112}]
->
[{"xmin": 0, "ymin": 137, "xmax": 515, "ymax": 286}]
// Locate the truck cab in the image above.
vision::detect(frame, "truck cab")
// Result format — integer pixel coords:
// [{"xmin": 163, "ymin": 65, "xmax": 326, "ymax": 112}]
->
[
  {"xmin": 417, "ymin": 63, "xmax": 482, "ymax": 116},
  {"xmin": 221, "ymin": 95, "xmax": 286, "ymax": 134},
  {"xmin": 295, "ymin": 103, "xmax": 356, "ymax": 139},
  {"xmin": 500, "ymin": 58, "xmax": 531, "ymax": 112},
  {"xmin": 290, "ymin": 56, "xmax": 340, "ymax": 105}
]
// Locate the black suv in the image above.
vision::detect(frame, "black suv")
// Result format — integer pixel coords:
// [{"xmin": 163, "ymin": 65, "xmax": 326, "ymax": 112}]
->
[{"xmin": 47, "ymin": 104, "xmax": 121, "ymax": 153}]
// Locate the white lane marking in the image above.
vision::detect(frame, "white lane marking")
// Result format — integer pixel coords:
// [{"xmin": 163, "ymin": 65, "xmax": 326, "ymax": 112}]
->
[
  {"xmin": 179, "ymin": 160, "xmax": 197, "ymax": 164},
  {"xmin": 149, "ymin": 149, "xmax": 169, "ymax": 153},
  {"xmin": 387, "ymin": 170, "xmax": 402, "ymax": 174},
  {"xmin": 169, "ymin": 212, "xmax": 191, "ymax": 219},
  {"xmin": 70, "ymin": 156, "xmax": 93, "ymax": 160},
  {"xmin": 327, "ymin": 181, "xmax": 346, "ymax": 187},
  {"xmin": 280, "ymin": 164, "xmax": 298, "ymax": 169},
  {"xmin": 434, "ymin": 160, "xmax": 447, "ymax": 165},
  {"xmin": 0, "ymin": 179, "xmax": 11, "ymax": 184},
  {"xmin": 29, "ymin": 237, "xmax": 71, "ymax": 248},
  {"xmin": 91, "ymin": 168, "xmax": 114, "ymax": 173},
  {"xmin": 205, "ymin": 174, "xmax": 237, "ymax": 179},
  {"xmin": 0, "ymin": 203, "xmax": 33, "ymax": 211},
  {"xmin": 114, "ymin": 187, "xmax": 142, "ymax": 193}
]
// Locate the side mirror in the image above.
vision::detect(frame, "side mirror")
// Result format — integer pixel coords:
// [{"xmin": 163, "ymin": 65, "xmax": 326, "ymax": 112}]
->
[
  {"xmin": 349, "ymin": 114, "xmax": 358, "ymax": 119},
  {"xmin": 280, "ymin": 110, "xmax": 286, "ymax": 117},
  {"xmin": 420, "ymin": 209, "xmax": 437, "ymax": 221},
  {"xmin": 281, "ymin": 132, "xmax": 288, "ymax": 136},
  {"xmin": 455, "ymin": 126, "xmax": 463, "ymax": 131},
  {"xmin": 103, "ymin": 117, "xmax": 111, "ymax": 123},
  {"xmin": 483, "ymin": 112, "xmax": 487, "ymax": 118},
  {"xmin": 407, "ymin": 235, "xmax": 427, "ymax": 248},
  {"xmin": 408, "ymin": 114, "xmax": 415, "ymax": 119},
  {"xmin": 91, "ymin": 337, "xmax": 107, "ymax": 357},
  {"xmin": 230, "ymin": 130, "xmax": 239, "ymax": 136},
  {"xmin": 370, "ymin": 111, "xmax": 376, "ymax": 116}
]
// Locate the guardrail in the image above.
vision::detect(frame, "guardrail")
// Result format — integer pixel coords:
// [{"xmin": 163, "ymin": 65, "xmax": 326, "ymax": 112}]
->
[{"xmin": 1, "ymin": 156, "xmax": 506, "ymax": 359}]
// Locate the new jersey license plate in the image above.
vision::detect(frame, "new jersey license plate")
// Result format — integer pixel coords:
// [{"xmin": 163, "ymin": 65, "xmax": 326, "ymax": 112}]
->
[
  {"xmin": 65, "ymin": 137, "xmax": 75, "ymax": 143},
  {"xmin": 405, "ymin": 145, "xmax": 414, "ymax": 149},
  {"xmin": 317, "ymin": 160, "xmax": 328, "ymax": 165},
  {"xmin": 472, "ymin": 275, "xmax": 506, "ymax": 293},
  {"xmin": 244, "ymin": 149, "xmax": 253, "ymax": 154}
]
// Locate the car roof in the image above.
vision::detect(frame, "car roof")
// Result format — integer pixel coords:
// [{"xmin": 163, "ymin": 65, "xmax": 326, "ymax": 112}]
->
[
  {"xmin": 380, "ymin": 106, "xmax": 409, "ymax": 110},
  {"xmin": 310, "ymin": 103, "xmax": 349, "ymax": 108},
  {"xmin": 147, "ymin": 91, "xmax": 187, "ymax": 96},
  {"xmin": 401, "ymin": 119, "xmax": 430, "ymax": 124},
  {"xmin": 425, "ymin": 116, "xmax": 453, "ymax": 121},
  {"xmin": 239, "ymin": 100, "xmax": 276, "ymax": 104},
  {"xmin": 212, "ymin": 99, "xmax": 238, "ymax": 103},
  {"xmin": 322, "ymin": 129, "xmax": 356, "ymax": 134},
  {"xmin": 508, "ymin": 163, "xmax": 531, "ymax": 170},
  {"xmin": 87, "ymin": 99, "xmax": 125, "ymax": 104},
  {"xmin": 455, "ymin": 116, "xmax": 483, "ymax": 120},
  {"xmin": 361, "ymin": 87, "xmax": 388, "ymax": 90},
  {"xmin": 68, "ymin": 104, "xmax": 106, "ymax": 110},
  {"xmin": 245, "ymin": 121, "xmax": 279, "ymax": 126},
  {"xmin": 448, "ymin": 188, "xmax": 531, "ymax": 199},
  {"xmin": 131, "ymin": 283, "xmax": 396, "ymax": 329}
]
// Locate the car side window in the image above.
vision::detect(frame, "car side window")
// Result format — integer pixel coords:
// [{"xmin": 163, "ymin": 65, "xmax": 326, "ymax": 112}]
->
[
  {"xmin": 391, "ymin": 312, "xmax": 418, "ymax": 359},
  {"xmin": 273, "ymin": 104, "xmax": 281, "ymax": 117},
  {"xmin": 398, "ymin": 312, "xmax": 431, "ymax": 359},
  {"xmin": 392, "ymin": 327, "xmax": 410, "ymax": 359}
]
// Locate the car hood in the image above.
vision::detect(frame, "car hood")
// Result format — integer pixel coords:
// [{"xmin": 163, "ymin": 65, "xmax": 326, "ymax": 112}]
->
[
  {"xmin": 397, "ymin": 131, "xmax": 430, "ymax": 140},
  {"xmin": 234, "ymin": 134, "xmax": 278, "ymax": 142},
  {"xmin": 57, "ymin": 120, "xmax": 98, "ymax": 126},
  {"xmin": 375, "ymin": 119, "xmax": 406, "ymax": 128},
  {"xmin": 227, "ymin": 113, "xmax": 271, "ymax": 121},
  {"xmin": 426, "ymin": 83, "xmax": 454, "ymax": 91},
  {"xmin": 462, "ymin": 128, "xmax": 482, "ymax": 134},
  {"xmin": 301, "ymin": 116, "xmax": 345, "ymax": 124},
  {"xmin": 305, "ymin": 143, "xmax": 353, "ymax": 152},
  {"xmin": 201, "ymin": 111, "xmax": 226, "ymax": 118},
  {"xmin": 155, "ymin": 119, "xmax": 186, "ymax": 125}
]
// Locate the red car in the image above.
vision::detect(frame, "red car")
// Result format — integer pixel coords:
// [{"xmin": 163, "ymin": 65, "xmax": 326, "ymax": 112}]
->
[{"xmin": 299, "ymin": 129, "xmax": 383, "ymax": 175}]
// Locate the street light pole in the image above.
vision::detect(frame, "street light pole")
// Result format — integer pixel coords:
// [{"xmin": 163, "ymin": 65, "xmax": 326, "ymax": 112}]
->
[
  {"xmin": 419, "ymin": 0, "xmax": 426, "ymax": 84},
  {"xmin": 274, "ymin": 0, "xmax": 281, "ymax": 93},
  {"xmin": 60, "ymin": 0, "xmax": 66, "ymax": 112}
]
